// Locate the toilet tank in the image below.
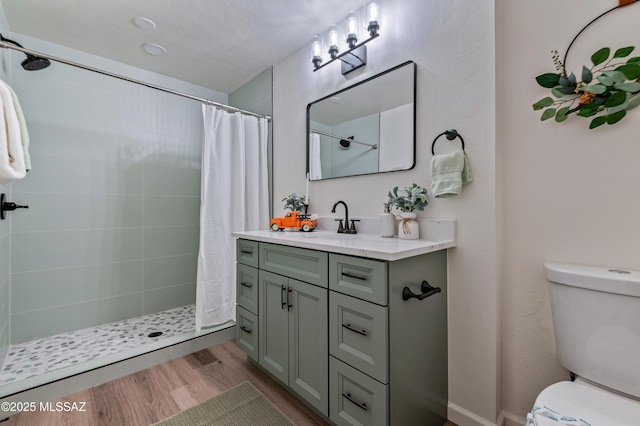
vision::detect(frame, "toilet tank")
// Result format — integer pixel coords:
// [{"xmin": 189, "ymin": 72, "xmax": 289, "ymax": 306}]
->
[{"xmin": 545, "ymin": 262, "xmax": 640, "ymax": 399}]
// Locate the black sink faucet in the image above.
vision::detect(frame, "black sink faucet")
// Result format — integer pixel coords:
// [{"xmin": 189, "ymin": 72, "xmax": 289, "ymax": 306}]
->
[{"xmin": 331, "ymin": 200, "xmax": 358, "ymax": 234}]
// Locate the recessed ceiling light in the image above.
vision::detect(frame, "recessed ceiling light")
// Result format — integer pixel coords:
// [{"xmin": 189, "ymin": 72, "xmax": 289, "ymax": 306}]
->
[
  {"xmin": 133, "ymin": 17, "xmax": 157, "ymax": 30},
  {"xmin": 329, "ymin": 97, "xmax": 341, "ymax": 103},
  {"xmin": 142, "ymin": 43, "xmax": 166, "ymax": 56}
]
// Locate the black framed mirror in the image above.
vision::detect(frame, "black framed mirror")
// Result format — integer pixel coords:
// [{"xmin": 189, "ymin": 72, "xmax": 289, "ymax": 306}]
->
[{"xmin": 307, "ymin": 61, "xmax": 416, "ymax": 180}]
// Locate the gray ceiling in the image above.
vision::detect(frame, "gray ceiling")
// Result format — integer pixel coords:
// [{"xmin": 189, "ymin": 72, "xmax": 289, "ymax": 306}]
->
[{"xmin": 0, "ymin": 0, "xmax": 366, "ymax": 93}]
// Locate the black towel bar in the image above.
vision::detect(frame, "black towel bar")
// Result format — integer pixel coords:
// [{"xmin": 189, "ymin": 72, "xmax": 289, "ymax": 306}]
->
[
  {"xmin": 402, "ymin": 280, "xmax": 442, "ymax": 301},
  {"xmin": 431, "ymin": 129, "xmax": 465, "ymax": 155}
]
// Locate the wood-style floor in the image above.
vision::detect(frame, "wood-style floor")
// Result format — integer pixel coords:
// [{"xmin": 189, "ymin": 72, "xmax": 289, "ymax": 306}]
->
[{"xmin": 3, "ymin": 340, "xmax": 458, "ymax": 426}]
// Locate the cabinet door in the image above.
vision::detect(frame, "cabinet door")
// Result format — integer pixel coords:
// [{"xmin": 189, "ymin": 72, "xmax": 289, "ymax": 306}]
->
[
  {"xmin": 237, "ymin": 264, "xmax": 259, "ymax": 315},
  {"xmin": 237, "ymin": 239, "xmax": 259, "ymax": 267},
  {"xmin": 259, "ymin": 270, "xmax": 289, "ymax": 383},
  {"xmin": 236, "ymin": 306, "xmax": 258, "ymax": 361},
  {"xmin": 260, "ymin": 243, "xmax": 329, "ymax": 287},
  {"xmin": 288, "ymin": 279, "xmax": 329, "ymax": 415},
  {"xmin": 330, "ymin": 356, "xmax": 388, "ymax": 426},
  {"xmin": 330, "ymin": 291, "xmax": 389, "ymax": 383}
]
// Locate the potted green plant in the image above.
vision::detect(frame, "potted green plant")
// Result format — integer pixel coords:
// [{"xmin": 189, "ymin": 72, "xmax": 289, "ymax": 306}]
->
[
  {"xmin": 387, "ymin": 184, "xmax": 428, "ymax": 240},
  {"xmin": 282, "ymin": 193, "xmax": 306, "ymax": 212}
]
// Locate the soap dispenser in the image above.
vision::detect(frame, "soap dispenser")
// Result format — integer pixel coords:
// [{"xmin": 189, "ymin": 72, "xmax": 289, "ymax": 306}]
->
[{"xmin": 379, "ymin": 203, "xmax": 395, "ymax": 238}]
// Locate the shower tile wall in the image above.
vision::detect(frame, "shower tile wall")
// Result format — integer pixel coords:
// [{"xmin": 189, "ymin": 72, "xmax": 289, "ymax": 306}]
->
[{"xmin": 6, "ymin": 34, "xmax": 228, "ymax": 344}]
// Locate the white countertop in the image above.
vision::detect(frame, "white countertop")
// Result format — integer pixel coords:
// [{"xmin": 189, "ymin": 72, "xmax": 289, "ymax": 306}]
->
[{"xmin": 232, "ymin": 219, "xmax": 455, "ymax": 261}]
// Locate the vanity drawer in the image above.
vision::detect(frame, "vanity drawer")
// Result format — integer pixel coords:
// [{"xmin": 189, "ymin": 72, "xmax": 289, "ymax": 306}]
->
[
  {"xmin": 330, "ymin": 254, "xmax": 388, "ymax": 305},
  {"xmin": 236, "ymin": 306, "xmax": 258, "ymax": 361},
  {"xmin": 237, "ymin": 264, "xmax": 258, "ymax": 314},
  {"xmin": 237, "ymin": 239, "xmax": 259, "ymax": 268},
  {"xmin": 259, "ymin": 242, "xmax": 328, "ymax": 287},
  {"xmin": 330, "ymin": 291, "xmax": 388, "ymax": 383},
  {"xmin": 330, "ymin": 356, "xmax": 388, "ymax": 426}
]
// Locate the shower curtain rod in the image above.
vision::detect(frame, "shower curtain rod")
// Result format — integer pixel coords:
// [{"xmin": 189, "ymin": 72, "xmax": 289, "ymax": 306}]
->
[
  {"xmin": 310, "ymin": 128, "xmax": 378, "ymax": 149},
  {"xmin": 0, "ymin": 40, "xmax": 272, "ymax": 121}
]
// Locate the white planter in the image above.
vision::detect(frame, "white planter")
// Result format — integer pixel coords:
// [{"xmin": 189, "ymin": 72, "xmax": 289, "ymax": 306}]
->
[{"xmin": 398, "ymin": 212, "xmax": 419, "ymax": 240}]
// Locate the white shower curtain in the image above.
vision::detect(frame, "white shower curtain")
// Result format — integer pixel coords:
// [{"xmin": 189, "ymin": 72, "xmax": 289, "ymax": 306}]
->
[{"xmin": 196, "ymin": 106, "xmax": 269, "ymax": 332}]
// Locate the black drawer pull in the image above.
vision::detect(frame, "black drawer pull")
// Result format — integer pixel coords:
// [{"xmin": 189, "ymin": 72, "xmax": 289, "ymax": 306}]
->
[
  {"xmin": 342, "ymin": 323, "xmax": 368, "ymax": 336},
  {"xmin": 402, "ymin": 280, "xmax": 441, "ymax": 301},
  {"xmin": 342, "ymin": 393, "xmax": 368, "ymax": 411},
  {"xmin": 342, "ymin": 271, "xmax": 368, "ymax": 281},
  {"xmin": 240, "ymin": 249, "xmax": 254, "ymax": 255},
  {"xmin": 240, "ymin": 326, "xmax": 252, "ymax": 334},
  {"xmin": 240, "ymin": 281, "xmax": 253, "ymax": 288}
]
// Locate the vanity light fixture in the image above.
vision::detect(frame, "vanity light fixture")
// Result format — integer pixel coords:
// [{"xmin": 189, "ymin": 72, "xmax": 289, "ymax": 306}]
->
[{"xmin": 310, "ymin": 1, "xmax": 381, "ymax": 76}]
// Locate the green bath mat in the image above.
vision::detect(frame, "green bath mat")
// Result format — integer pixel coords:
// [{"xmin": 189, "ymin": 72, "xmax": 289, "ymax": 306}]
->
[{"xmin": 153, "ymin": 381, "xmax": 294, "ymax": 426}]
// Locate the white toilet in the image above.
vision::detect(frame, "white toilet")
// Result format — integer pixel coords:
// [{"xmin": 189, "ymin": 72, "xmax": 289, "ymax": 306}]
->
[{"xmin": 527, "ymin": 262, "xmax": 640, "ymax": 426}]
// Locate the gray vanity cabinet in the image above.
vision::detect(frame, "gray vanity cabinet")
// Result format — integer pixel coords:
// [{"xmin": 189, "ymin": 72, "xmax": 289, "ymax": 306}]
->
[{"xmin": 236, "ymin": 238, "xmax": 448, "ymax": 426}]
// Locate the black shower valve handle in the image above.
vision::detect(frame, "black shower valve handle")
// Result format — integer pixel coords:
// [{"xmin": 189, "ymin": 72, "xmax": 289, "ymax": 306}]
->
[
  {"xmin": 3, "ymin": 201, "xmax": 29, "ymax": 211},
  {"xmin": 0, "ymin": 193, "xmax": 29, "ymax": 220}
]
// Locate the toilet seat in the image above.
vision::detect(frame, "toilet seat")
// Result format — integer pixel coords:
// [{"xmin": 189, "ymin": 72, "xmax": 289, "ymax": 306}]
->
[{"xmin": 528, "ymin": 379, "xmax": 640, "ymax": 426}]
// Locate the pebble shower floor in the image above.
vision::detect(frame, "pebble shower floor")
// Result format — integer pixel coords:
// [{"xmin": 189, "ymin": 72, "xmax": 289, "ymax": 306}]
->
[{"xmin": 0, "ymin": 304, "xmax": 196, "ymax": 386}]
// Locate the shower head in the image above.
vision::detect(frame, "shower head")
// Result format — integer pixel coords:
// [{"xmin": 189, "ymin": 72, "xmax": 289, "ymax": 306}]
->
[
  {"xmin": 21, "ymin": 55, "xmax": 51, "ymax": 71},
  {"xmin": 0, "ymin": 34, "xmax": 51, "ymax": 71},
  {"xmin": 339, "ymin": 136, "xmax": 354, "ymax": 148}
]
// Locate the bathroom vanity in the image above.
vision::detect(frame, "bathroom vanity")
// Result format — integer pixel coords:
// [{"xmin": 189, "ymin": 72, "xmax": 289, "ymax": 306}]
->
[{"xmin": 232, "ymin": 226, "xmax": 454, "ymax": 426}]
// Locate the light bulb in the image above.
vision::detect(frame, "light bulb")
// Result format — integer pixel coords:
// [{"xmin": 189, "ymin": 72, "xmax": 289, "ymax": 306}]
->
[
  {"xmin": 366, "ymin": 2, "xmax": 380, "ymax": 36},
  {"xmin": 344, "ymin": 11, "xmax": 359, "ymax": 48},
  {"xmin": 310, "ymin": 36, "xmax": 323, "ymax": 68},
  {"xmin": 326, "ymin": 25, "xmax": 340, "ymax": 58}
]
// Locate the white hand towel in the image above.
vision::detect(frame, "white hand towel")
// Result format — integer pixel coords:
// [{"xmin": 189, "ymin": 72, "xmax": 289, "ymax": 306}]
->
[
  {"xmin": 0, "ymin": 79, "xmax": 26, "ymax": 185},
  {"xmin": 430, "ymin": 149, "xmax": 472, "ymax": 198}
]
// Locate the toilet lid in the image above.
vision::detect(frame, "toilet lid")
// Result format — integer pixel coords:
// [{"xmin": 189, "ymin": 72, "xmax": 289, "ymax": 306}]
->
[{"xmin": 530, "ymin": 380, "xmax": 640, "ymax": 426}]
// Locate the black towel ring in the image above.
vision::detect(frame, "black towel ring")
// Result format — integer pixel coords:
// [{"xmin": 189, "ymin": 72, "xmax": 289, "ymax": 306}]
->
[{"xmin": 431, "ymin": 129, "xmax": 465, "ymax": 156}]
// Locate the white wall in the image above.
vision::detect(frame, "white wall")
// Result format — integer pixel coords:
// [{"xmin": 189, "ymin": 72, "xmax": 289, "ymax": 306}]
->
[
  {"xmin": 273, "ymin": 0, "xmax": 500, "ymax": 424},
  {"xmin": 498, "ymin": 0, "xmax": 640, "ymax": 423}
]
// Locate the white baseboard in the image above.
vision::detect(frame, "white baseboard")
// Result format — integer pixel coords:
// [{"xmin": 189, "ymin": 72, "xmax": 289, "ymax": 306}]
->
[
  {"xmin": 448, "ymin": 403, "xmax": 498, "ymax": 426},
  {"xmin": 448, "ymin": 403, "xmax": 526, "ymax": 426},
  {"xmin": 502, "ymin": 410, "xmax": 526, "ymax": 426}
]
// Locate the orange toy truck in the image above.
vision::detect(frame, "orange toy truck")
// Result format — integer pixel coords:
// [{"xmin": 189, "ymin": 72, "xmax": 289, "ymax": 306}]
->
[{"xmin": 269, "ymin": 211, "xmax": 317, "ymax": 232}]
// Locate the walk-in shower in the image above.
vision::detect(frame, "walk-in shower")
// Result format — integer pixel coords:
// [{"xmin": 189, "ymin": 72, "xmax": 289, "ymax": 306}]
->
[{"xmin": 0, "ymin": 34, "xmax": 269, "ymax": 401}]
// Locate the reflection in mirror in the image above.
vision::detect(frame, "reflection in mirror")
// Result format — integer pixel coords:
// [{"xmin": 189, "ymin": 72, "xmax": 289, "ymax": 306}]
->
[{"xmin": 307, "ymin": 61, "xmax": 415, "ymax": 180}]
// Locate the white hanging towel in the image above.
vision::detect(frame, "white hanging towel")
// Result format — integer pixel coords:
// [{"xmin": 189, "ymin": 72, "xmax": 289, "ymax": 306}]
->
[
  {"xmin": 0, "ymin": 79, "xmax": 27, "ymax": 185},
  {"xmin": 7, "ymin": 83, "xmax": 31, "ymax": 171}
]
